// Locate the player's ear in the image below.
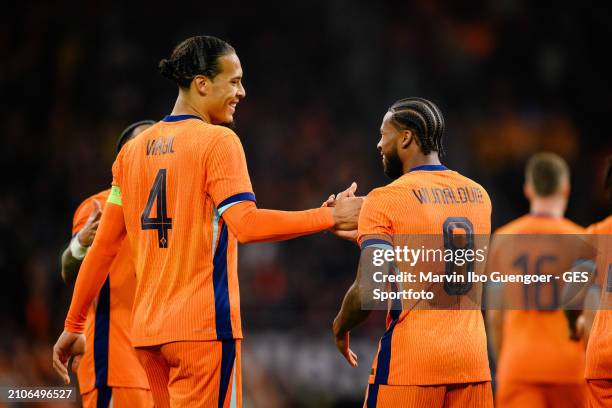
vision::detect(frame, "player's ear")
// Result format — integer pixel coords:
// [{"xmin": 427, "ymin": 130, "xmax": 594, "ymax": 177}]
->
[
  {"xmin": 559, "ymin": 178, "xmax": 570, "ymax": 198},
  {"xmin": 192, "ymin": 75, "xmax": 209, "ymax": 96},
  {"xmin": 523, "ymin": 182, "xmax": 532, "ymax": 200},
  {"xmin": 400, "ymin": 129, "xmax": 415, "ymax": 149}
]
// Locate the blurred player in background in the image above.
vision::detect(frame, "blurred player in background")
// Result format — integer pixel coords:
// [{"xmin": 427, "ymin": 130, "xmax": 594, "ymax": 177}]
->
[
  {"xmin": 486, "ymin": 153, "xmax": 587, "ymax": 407},
  {"xmin": 60, "ymin": 121, "xmax": 154, "ymax": 407},
  {"xmin": 582, "ymin": 156, "xmax": 612, "ymax": 407},
  {"xmin": 333, "ymin": 98, "xmax": 493, "ymax": 407},
  {"xmin": 52, "ymin": 35, "xmax": 362, "ymax": 408}
]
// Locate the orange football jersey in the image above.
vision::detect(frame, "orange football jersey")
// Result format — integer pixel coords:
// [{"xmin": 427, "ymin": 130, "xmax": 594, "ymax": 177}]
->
[
  {"xmin": 112, "ymin": 115, "xmax": 255, "ymax": 346},
  {"xmin": 65, "ymin": 114, "xmax": 334, "ymax": 347},
  {"xmin": 358, "ymin": 165, "xmax": 492, "ymax": 388},
  {"xmin": 491, "ymin": 215, "xmax": 586, "ymax": 384},
  {"xmin": 585, "ymin": 215, "xmax": 612, "ymax": 380},
  {"xmin": 71, "ymin": 190, "xmax": 149, "ymax": 393}
]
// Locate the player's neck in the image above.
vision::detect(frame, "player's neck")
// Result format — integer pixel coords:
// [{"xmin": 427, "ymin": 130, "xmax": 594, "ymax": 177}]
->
[
  {"xmin": 402, "ymin": 154, "xmax": 442, "ymax": 174},
  {"xmin": 529, "ymin": 197, "xmax": 566, "ymax": 218},
  {"xmin": 170, "ymin": 94, "xmax": 211, "ymax": 123}
]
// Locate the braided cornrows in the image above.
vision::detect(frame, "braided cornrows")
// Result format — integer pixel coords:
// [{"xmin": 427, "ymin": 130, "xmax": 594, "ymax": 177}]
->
[
  {"xmin": 159, "ymin": 36, "xmax": 235, "ymax": 88},
  {"xmin": 389, "ymin": 97, "xmax": 446, "ymax": 157}
]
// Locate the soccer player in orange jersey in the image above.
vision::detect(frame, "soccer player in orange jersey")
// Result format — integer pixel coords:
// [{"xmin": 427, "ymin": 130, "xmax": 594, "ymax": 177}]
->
[
  {"xmin": 60, "ymin": 121, "xmax": 154, "ymax": 408},
  {"xmin": 332, "ymin": 98, "xmax": 493, "ymax": 407},
  {"xmin": 582, "ymin": 157, "xmax": 612, "ymax": 408},
  {"xmin": 52, "ymin": 36, "xmax": 362, "ymax": 408},
  {"xmin": 486, "ymin": 153, "xmax": 588, "ymax": 408}
]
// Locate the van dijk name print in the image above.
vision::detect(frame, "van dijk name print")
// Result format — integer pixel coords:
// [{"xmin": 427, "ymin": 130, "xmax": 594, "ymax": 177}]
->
[{"xmin": 146, "ymin": 137, "xmax": 175, "ymax": 156}]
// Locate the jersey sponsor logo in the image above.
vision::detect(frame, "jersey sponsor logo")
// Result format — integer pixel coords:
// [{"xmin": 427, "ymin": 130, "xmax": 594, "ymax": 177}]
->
[
  {"xmin": 411, "ymin": 186, "xmax": 485, "ymax": 205},
  {"xmin": 146, "ymin": 137, "xmax": 175, "ymax": 156}
]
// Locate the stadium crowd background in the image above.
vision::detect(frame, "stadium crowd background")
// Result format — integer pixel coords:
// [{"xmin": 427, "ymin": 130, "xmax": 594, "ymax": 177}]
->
[{"xmin": 1, "ymin": 1, "xmax": 611, "ymax": 406}]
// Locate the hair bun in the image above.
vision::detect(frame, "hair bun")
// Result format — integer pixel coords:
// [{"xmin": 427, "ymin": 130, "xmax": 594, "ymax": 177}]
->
[{"xmin": 159, "ymin": 59, "xmax": 175, "ymax": 80}]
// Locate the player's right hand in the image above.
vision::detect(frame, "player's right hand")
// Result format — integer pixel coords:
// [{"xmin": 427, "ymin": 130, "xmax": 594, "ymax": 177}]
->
[
  {"xmin": 77, "ymin": 199, "xmax": 102, "ymax": 247},
  {"xmin": 52, "ymin": 330, "xmax": 86, "ymax": 385},
  {"xmin": 331, "ymin": 183, "xmax": 363, "ymax": 231},
  {"xmin": 323, "ymin": 183, "xmax": 359, "ymax": 241}
]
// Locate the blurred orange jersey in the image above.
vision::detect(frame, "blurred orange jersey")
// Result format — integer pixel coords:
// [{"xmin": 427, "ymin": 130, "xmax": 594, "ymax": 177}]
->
[
  {"xmin": 112, "ymin": 115, "xmax": 255, "ymax": 346},
  {"xmin": 585, "ymin": 215, "xmax": 612, "ymax": 380},
  {"xmin": 491, "ymin": 215, "xmax": 586, "ymax": 384},
  {"xmin": 358, "ymin": 165, "xmax": 492, "ymax": 387},
  {"xmin": 71, "ymin": 190, "xmax": 149, "ymax": 394}
]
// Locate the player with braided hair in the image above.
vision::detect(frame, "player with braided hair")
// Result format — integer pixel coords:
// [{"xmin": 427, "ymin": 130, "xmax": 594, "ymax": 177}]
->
[
  {"xmin": 333, "ymin": 98, "xmax": 493, "ymax": 407},
  {"xmin": 388, "ymin": 97, "xmax": 446, "ymax": 156}
]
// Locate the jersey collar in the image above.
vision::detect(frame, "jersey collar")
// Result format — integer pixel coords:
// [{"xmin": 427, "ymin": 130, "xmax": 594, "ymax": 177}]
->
[
  {"xmin": 409, "ymin": 164, "xmax": 448, "ymax": 172},
  {"xmin": 162, "ymin": 114, "xmax": 205, "ymax": 122}
]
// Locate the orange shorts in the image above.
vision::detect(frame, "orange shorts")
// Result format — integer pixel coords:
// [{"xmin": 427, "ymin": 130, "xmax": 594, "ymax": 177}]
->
[
  {"xmin": 496, "ymin": 381, "xmax": 586, "ymax": 408},
  {"xmin": 364, "ymin": 381, "xmax": 493, "ymax": 407},
  {"xmin": 81, "ymin": 386, "xmax": 153, "ymax": 408},
  {"xmin": 586, "ymin": 380, "xmax": 612, "ymax": 408},
  {"xmin": 135, "ymin": 340, "xmax": 241, "ymax": 408}
]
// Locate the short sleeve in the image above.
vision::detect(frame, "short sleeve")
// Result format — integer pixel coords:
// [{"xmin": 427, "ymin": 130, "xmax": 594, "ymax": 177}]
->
[
  {"xmin": 205, "ymin": 130, "xmax": 255, "ymax": 212},
  {"xmin": 358, "ymin": 188, "xmax": 393, "ymax": 249}
]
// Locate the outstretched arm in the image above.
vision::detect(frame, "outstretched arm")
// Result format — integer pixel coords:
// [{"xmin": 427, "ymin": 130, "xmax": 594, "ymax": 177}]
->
[{"xmin": 222, "ymin": 195, "xmax": 361, "ymax": 244}]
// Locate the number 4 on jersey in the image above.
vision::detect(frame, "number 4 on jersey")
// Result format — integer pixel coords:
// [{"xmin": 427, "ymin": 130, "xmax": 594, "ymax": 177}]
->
[{"xmin": 141, "ymin": 169, "xmax": 172, "ymax": 248}]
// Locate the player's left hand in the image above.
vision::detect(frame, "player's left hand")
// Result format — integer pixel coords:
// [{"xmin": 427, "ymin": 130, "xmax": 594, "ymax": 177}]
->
[
  {"xmin": 52, "ymin": 330, "xmax": 86, "ymax": 384},
  {"xmin": 333, "ymin": 315, "xmax": 358, "ymax": 367}
]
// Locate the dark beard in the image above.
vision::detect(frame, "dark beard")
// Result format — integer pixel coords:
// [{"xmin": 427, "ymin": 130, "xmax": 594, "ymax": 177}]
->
[
  {"xmin": 383, "ymin": 150, "xmax": 404, "ymax": 180},
  {"xmin": 220, "ymin": 120, "xmax": 236, "ymax": 130}
]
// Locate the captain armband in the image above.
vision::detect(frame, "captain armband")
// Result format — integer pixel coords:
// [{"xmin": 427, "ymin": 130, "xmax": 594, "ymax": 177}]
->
[{"xmin": 108, "ymin": 185, "xmax": 123, "ymax": 206}]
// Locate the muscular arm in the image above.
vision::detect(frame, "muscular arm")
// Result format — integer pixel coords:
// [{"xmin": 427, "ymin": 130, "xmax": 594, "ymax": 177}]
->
[
  {"xmin": 333, "ymin": 245, "xmax": 384, "ymax": 339},
  {"xmin": 64, "ymin": 203, "xmax": 126, "ymax": 333},
  {"xmin": 332, "ymin": 246, "xmax": 382, "ymax": 367},
  {"xmin": 333, "ymin": 282, "xmax": 371, "ymax": 338}
]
